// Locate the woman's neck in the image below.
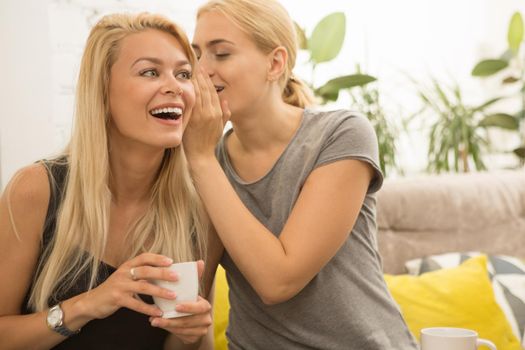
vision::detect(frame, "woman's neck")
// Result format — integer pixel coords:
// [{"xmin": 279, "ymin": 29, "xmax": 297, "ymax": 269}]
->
[
  {"xmin": 229, "ymin": 99, "xmax": 304, "ymax": 154},
  {"xmin": 108, "ymin": 142, "xmax": 165, "ymax": 205}
]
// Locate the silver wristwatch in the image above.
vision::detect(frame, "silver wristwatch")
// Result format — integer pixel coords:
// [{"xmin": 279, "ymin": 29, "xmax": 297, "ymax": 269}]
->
[{"xmin": 46, "ymin": 303, "xmax": 80, "ymax": 337}]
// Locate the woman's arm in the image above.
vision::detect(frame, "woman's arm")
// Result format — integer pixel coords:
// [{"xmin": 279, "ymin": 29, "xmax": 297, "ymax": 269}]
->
[
  {"xmin": 0, "ymin": 164, "xmax": 91, "ymax": 349},
  {"xmin": 185, "ymin": 68, "xmax": 374, "ymax": 305},
  {"xmin": 189, "ymin": 157, "xmax": 372, "ymax": 305}
]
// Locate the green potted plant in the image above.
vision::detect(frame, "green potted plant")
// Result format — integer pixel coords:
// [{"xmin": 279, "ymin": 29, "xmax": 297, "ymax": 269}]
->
[
  {"xmin": 295, "ymin": 13, "xmax": 399, "ymax": 175},
  {"xmin": 412, "ymin": 78, "xmax": 504, "ymax": 173},
  {"xmin": 294, "ymin": 12, "xmax": 376, "ymax": 102},
  {"xmin": 471, "ymin": 11, "xmax": 525, "ymax": 164}
]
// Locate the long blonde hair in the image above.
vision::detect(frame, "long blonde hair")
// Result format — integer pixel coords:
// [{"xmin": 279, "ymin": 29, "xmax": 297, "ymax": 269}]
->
[
  {"xmin": 28, "ymin": 13, "xmax": 207, "ymax": 311},
  {"xmin": 197, "ymin": 0, "xmax": 316, "ymax": 108}
]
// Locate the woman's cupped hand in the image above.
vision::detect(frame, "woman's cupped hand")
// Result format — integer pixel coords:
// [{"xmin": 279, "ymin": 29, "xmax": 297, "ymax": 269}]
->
[
  {"xmin": 183, "ymin": 65, "xmax": 230, "ymax": 161},
  {"xmin": 79, "ymin": 253, "xmax": 178, "ymax": 320}
]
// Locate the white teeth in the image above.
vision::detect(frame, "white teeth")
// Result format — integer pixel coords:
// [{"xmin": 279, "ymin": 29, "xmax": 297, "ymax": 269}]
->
[{"xmin": 150, "ymin": 107, "xmax": 183, "ymax": 115}]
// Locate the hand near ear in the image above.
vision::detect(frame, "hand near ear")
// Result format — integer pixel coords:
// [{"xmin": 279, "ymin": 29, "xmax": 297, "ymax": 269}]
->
[{"xmin": 183, "ymin": 66, "xmax": 230, "ymax": 161}]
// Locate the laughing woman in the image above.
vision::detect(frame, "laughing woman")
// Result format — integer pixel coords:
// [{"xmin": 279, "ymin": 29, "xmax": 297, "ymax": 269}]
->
[
  {"xmin": 0, "ymin": 13, "xmax": 220, "ymax": 350},
  {"xmin": 185, "ymin": 0, "xmax": 419, "ymax": 349}
]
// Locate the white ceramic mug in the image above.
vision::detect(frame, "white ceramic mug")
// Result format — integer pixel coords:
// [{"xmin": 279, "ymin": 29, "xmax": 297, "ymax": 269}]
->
[
  {"xmin": 420, "ymin": 327, "xmax": 497, "ymax": 350},
  {"xmin": 152, "ymin": 261, "xmax": 198, "ymax": 318}
]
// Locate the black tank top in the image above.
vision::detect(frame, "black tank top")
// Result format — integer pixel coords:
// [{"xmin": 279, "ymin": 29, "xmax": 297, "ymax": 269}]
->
[{"xmin": 22, "ymin": 160, "xmax": 169, "ymax": 349}]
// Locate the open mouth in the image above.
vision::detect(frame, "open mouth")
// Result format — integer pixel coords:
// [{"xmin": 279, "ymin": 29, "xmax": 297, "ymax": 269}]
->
[{"xmin": 150, "ymin": 107, "xmax": 183, "ymax": 120}]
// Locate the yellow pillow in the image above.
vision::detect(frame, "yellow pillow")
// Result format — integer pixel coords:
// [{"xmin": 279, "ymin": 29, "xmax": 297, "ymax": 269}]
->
[
  {"xmin": 385, "ymin": 255, "xmax": 521, "ymax": 350},
  {"xmin": 213, "ymin": 265, "xmax": 230, "ymax": 350}
]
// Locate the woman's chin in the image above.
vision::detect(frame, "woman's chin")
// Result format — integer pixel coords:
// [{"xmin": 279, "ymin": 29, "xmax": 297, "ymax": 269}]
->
[
  {"xmin": 153, "ymin": 137, "xmax": 182, "ymax": 150},
  {"xmin": 164, "ymin": 141, "xmax": 182, "ymax": 149}
]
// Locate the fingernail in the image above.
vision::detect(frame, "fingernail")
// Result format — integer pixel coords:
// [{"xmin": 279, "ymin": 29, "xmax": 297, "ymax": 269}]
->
[
  {"xmin": 168, "ymin": 291, "xmax": 177, "ymax": 298},
  {"xmin": 169, "ymin": 271, "xmax": 178, "ymax": 279},
  {"xmin": 151, "ymin": 319, "xmax": 159, "ymax": 326},
  {"xmin": 164, "ymin": 258, "xmax": 173, "ymax": 264}
]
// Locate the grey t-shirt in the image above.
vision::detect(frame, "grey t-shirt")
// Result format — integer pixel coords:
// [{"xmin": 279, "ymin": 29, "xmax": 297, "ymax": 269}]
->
[{"xmin": 217, "ymin": 109, "xmax": 418, "ymax": 350}]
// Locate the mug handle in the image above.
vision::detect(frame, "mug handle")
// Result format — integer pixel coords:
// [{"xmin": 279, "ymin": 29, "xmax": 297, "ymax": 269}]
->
[{"xmin": 477, "ymin": 338, "xmax": 497, "ymax": 350}]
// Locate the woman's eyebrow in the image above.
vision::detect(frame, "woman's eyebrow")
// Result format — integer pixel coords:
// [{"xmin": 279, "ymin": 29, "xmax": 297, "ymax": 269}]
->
[
  {"xmin": 132, "ymin": 57, "xmax": 163, "ymax": 67},
  {"xmin": 131, "ymin": 57, "xmax": 190, "ymax": 68},
  {"xmin": 192, "ymin": 38, "xmax": 235, "ymax": 50}
]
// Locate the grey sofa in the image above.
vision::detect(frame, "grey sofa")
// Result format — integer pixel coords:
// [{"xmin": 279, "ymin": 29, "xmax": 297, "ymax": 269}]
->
[{"xmin": 376, "ymin": 169, "xmax": 525, "ymax": 274}]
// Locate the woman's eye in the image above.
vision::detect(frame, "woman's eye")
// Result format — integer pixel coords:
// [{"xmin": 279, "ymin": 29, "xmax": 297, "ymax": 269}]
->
[
  {"xmin": 141, "ymin": 69, "xmax": 158, "ymax": 77},
  {"xmin": 215, "ymin": 53, "xmax": 230, "ymax": 59},
  {"xmin": 176, "ymin": 71, "xmax": 192, "ymax": 80}
]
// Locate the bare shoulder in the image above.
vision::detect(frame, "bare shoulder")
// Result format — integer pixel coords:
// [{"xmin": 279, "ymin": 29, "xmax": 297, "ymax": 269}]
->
[
  {"xmin": 0, "ymin": 163, "xmax": 51, "ymax": 315},
  {"xmin": 1, "ymin": 162, "xmax": 51, "ymax": 240},
  {"xmin": 5, "ymin": 162, "xmax": 50, "ymax": 209}
]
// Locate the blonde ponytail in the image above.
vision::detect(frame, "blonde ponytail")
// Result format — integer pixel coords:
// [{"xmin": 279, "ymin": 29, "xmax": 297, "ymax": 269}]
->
[{"xmin": 283, "ymin": 75, "xmax": 317, "ymax": 108}]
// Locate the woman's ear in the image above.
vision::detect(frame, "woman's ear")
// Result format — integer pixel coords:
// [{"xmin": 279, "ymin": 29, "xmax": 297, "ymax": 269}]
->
[{"xmin": 267, "ymin": 46, "xmax": 287, "ymax": 82}]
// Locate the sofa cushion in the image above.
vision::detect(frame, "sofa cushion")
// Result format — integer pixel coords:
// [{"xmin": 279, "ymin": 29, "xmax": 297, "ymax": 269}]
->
[
  {"xmin": 406, "ymin": 252, "xmax": 525, "ymax": 346},
  {"xmin": 384, "ymin": 255, "xmax": 521, "ymax": 350}
]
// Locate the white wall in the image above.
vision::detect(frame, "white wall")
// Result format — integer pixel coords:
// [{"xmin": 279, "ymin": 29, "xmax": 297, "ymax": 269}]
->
[
  {"xmin": 0, "ymin": 0, "xmax": 54, "ymax": 188},
  {"xmin": 2, "ymin": 0, "xmax": 524, "ymax": 188}
]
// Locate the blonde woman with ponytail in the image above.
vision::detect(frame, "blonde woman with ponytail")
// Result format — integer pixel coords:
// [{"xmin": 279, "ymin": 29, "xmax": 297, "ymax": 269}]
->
[
  {"xmin": 186, "ymin": 0, "xmax": 418, "ymax": 349},
  {"xmin": 0, "ymin": 12, "xmax": 220, "ymax": 349}
]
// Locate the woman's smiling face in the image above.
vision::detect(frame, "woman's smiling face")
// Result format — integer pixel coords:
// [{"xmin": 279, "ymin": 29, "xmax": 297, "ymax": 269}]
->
[{"xmin": 108, "ymin": 29, "xmax": 195, "ymax": 150}]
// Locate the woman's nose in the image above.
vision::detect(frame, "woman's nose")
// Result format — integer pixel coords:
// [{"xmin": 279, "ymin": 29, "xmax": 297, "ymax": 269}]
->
[
  {"xmin": 161, "ymin": 76, "xmax": 182, "ymax": 96},
  {"xmin": 198, "ymin": 53, "xmax": 215, "ymax": 77}
]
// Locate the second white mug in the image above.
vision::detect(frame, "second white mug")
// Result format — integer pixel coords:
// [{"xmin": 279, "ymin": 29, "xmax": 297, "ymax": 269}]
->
[{"xmin": 420, "ymin": 327, "xmax": 497, "ymax": 350}]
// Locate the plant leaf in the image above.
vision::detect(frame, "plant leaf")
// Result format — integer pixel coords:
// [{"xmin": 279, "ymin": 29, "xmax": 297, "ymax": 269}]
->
[
  {"xmin": 319, "ymin": 90, "xmax": 340, "ymax": 102},
  {"xmin": 479, "ymin": 113, "xmax": 519, "ymax": 130},
  {"xmin": 293, "ymin": 21, "xmax": 308, "ymax": 50},
  {"xmin": 514, "ymin": 146, "xmax": 525, "ymax": 158},
  {"xmin": 472, "ymin": 97, "xmax": 503, "ymax": 112},
  {"xmin": 508, "ymin": 12, "xmax": 524, "ymax": 53},
  {"xmin": 500, "ymin": 48, "xmax": 515, "ymax": 61},
  {"xmin": 502, "ymin": 76, "xmax": 520, "ymax": 84},
  {"xmin": 432, "ymin": 80, "xmax": 453, "ymax": 111},
  {"xmin": 316, "ymin": 74, "xmax": 376, "ymax": 100},
  {"xmin": 471, "ymin": 59, "xmax": 508, "ymax": 77},
  {"xmin": 308, "ymin": 12, "xmax": 346, "ymax": 64}
]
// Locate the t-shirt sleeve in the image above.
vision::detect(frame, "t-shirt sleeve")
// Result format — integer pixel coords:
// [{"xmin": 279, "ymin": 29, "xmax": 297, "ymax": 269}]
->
[{"xmin": 315, "ymin": 112, "xmax": 384, "ymax": 193}]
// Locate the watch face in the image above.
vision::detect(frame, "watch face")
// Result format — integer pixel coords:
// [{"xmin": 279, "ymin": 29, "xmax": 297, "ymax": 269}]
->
[{"xmin": 47, "ymin": 306, "xmax": 63, "ymax": 327}]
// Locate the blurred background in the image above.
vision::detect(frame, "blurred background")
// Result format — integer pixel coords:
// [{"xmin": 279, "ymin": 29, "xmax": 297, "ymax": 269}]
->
[{"xmin": 1, "ymin": 0, "xmax": 524, "ymax": 189}]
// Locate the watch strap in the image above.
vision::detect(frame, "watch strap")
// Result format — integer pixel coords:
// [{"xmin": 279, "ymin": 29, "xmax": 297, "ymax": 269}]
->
[
  {"xmin": 47, "ymin": 303, "xmax": 80, "ymax": 337},
  {"xmin": 54, "ymin": 324, "xmax": 80, "ymax": 337}
]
